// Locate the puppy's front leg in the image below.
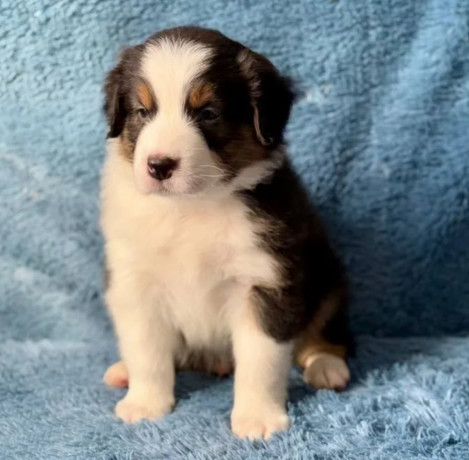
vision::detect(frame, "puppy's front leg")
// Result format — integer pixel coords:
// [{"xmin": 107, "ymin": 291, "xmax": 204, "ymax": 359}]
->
[
  {"xmin": 106, "ymin": 276, "xmax": 176, "ymax": 424},
  {"xmin": 231, "ymin": 294, "xmax": 293, "ymax": 440}
]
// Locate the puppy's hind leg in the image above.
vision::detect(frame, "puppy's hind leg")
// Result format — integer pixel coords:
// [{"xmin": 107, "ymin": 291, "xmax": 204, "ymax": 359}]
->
[
  {"xmin": 103, "ymin": 361, "xmax": 128, "ymax": 388},
  {"xmin": 296, "ymin": 289, "xmax": 352, "ymax": 390},
  {"xmin": 103, "ymin": 357, "xmax": 233, "ymax": 388}
]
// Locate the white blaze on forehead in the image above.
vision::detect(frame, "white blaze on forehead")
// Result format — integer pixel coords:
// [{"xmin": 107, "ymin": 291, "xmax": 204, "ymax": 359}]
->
[
  {"xmin": 141, "ymin": 38, "xmax": 213, "ymax": 116},
  {"xmin": 133, "ymin": 38, "xmax": 216, "ymax": 196}
]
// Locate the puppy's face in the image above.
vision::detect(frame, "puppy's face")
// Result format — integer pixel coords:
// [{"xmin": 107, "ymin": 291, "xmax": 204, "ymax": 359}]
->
[{"xmin": 104, "ymin": 27, "xmax": 294, "ymax": 196}]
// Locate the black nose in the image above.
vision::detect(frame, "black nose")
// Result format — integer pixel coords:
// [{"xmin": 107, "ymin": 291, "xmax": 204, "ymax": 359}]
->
[{"xmin": 147, "ymin": 157, "xmax": 179, "ymax": 181}]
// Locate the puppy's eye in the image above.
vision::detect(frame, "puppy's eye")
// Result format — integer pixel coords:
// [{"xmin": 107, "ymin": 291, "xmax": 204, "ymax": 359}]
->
[
  {"xmin": 136, "ymin": 108, "xmax": 150, "ymax": 120},
  {"xmin": 199, "ymin": 107, "xmax": 220, "ymax": 122}
]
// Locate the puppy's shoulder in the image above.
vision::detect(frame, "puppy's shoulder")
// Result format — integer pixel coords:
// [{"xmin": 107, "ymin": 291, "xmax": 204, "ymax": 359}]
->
[{"xmin": 238, "ymin": 159, "xmax": 323, "ymax": 243}]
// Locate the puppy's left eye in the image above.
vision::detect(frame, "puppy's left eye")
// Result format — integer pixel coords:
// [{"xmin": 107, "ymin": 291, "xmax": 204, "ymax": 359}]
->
[{"xmin": 199, "ymin": 107, "xmax": 220, "ymax": 122}]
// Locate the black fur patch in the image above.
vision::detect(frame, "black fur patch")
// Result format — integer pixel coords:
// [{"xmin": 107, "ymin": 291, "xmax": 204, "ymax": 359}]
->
[
  {"xmin": 104, "ymin": 45, "xmax": 144, "ymax": 139},
  {"xmin": 240, "ymin": 161, "xmax": 350, "ymax": 345}
]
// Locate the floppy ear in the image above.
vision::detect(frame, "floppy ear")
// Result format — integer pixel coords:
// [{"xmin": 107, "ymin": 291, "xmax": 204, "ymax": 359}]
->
[
  {"xmin": 238, "ymin": 49, "xmax": 295, "ymax": 147},
  {"xmin": 104, "ymin": 61, "xmax": 126, "ymax": 138},
  {"xmin": 103, "ymin": 46, "xmax": 143, "ymax": 138}
]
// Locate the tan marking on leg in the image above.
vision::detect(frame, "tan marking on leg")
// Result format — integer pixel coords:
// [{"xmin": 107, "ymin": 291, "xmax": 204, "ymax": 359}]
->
[{"xmin": 295, "ymin": 289, "xmax": 350, "ymax": 390}]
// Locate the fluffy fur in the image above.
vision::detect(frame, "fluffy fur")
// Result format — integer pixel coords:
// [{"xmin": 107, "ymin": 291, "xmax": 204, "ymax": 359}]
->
[
  {"xmin": 101, "ymin": 27, "xmax": 351, "ymax": 438},
  {"xmin": 3, "ymin": 0, "xmax": 469, "ymax": 457}
]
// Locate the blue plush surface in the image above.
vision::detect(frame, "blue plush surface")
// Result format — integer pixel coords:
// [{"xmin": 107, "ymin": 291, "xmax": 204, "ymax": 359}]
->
[{"xmin": 1, "ymin": 0, "xmax": 469, "ymax": 458}]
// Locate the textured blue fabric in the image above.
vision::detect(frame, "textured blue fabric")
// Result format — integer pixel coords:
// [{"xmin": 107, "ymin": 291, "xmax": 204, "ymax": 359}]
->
[{"xmin": 1, "ymin": 0, "xmax": 469, "ymax": 458}]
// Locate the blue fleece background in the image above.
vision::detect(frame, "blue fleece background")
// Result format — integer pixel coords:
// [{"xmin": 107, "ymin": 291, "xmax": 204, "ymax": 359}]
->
[{"xmin": 1, "ymin": 1, "xmax": 469, "ymax": 458}]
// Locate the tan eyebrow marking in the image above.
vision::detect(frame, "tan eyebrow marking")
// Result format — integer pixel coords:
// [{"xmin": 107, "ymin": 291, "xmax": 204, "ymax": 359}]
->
[
  {"xmin": 188, "ymin": 81, "xmax": 215, "ymax": 109},
  {"xmin": 136, "ymin": 79, "xmax": 156, "ymax": 111}
]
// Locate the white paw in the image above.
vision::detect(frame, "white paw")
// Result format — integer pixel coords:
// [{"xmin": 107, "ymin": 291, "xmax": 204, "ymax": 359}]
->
[
  {"xmin": 115, "ymin": 393, "xmax": 174, "ymax": 424},
  {"xmin": 303, "ymin": 354, "xmax": 350, "ymax": 390},
  {"xmin": 231, "ymin": 404, "xmax": 289, "ymax": 440},
  {"xmin": 103, "ymin": 361, "xmax": 128, "ymax": 388}
]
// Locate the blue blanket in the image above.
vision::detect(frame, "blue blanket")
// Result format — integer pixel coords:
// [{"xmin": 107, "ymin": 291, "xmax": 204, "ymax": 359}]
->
[{"xmin": 1, "ymin": 0, "xmax": 469, "ymax": 458}]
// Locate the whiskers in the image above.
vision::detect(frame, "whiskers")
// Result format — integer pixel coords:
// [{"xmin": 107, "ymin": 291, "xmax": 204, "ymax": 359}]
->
[
  {"xmin": 196, "ymin": 174, "xmax": 225, "ymax": 178},
  {"xmin": 186, "ymin": 171, "xmax": 224, "ymax": 180},
  {"xmin": 198, "ymin": 164, "xmax": 225, "ymax": 173},
  {"xmin": 195, "ymin": 165, "xmax": 225, "ymax": 177},
  {"xmin": 189, "ymin": 164, "xmax": 226, "ymax": 179}
]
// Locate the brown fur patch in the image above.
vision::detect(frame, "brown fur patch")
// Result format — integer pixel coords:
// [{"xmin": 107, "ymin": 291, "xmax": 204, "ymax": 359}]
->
[
  {"xmin": 188, "ymin": 82, "xmax": 215, "ymax": 108},
  {"xmin": 295, "ymin": 289, "xmax": 348, "ymax": 368},
  {"xmin": 118, "ymin": 130, "xmax": 135, "ymax": 162},
  {"xmin": 136, "ymin": 79, "xmax": 155, "ymax": 111}
]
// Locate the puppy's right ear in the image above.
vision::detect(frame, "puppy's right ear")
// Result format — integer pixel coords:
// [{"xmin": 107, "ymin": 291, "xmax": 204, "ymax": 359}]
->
[
  {"xmin": 104, "ymin": 46, "xmax": 142, "ymax": 138},
  {"xmin": 104, "ymin": 62, "xmax": 126, "ymax": 138}
]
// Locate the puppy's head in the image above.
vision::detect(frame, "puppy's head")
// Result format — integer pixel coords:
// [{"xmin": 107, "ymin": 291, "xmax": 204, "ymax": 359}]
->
[{"xmin": 104, "ymin": 26, "xmax": 294, "ymax": 196}]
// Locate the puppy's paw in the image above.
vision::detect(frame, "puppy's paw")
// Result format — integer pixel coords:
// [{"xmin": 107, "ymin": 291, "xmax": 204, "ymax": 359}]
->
[
  {"xmin": 231, "ymin": 404, "xmax": 289, "ymax": 440},
  {"xmin": 303, "ymin": 354, "xmax": 350, "ymax": 390},
  {"xmin": 115, "ymin": 393, "xmax": 174, "ymax": 424},
  {"xmin": 103, "ymin": 361, "xmax": 128, "ymax": 388}
]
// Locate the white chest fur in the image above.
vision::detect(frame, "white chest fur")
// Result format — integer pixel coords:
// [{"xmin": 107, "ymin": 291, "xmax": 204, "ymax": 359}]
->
[{"xmin": 101, "ymin": 147, "xmax": 278, "ymax": 357}]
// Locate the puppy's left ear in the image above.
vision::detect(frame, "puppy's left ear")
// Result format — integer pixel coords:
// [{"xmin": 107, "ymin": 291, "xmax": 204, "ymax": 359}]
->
[{"xmin": 238, "ymin": 49, "xmax": 295, "ymax": 147}]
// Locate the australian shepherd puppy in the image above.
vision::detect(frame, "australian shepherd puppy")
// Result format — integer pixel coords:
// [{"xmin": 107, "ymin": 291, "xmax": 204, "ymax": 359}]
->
[{"xmin": 101, "ymin": 26, "xmax": 352, "ymax": 439}]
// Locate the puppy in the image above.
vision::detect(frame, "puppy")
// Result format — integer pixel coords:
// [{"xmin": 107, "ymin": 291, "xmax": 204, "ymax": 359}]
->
[{"xmin": 101, "ymin": 26, "xmax": 352, "ymax": 439}]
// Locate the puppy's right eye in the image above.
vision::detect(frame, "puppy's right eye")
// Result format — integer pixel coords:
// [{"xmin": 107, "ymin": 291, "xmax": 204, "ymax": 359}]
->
[{"xmin": 136, "ymin": 108, "xmax": 150, "ymax": 120}]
